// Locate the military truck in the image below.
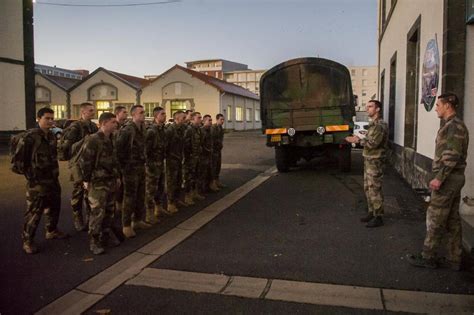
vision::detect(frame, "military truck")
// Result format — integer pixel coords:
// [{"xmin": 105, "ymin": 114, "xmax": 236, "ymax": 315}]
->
[{"xmin": 260, "ymin": 58, "xmax": 355, "ymax": 172}]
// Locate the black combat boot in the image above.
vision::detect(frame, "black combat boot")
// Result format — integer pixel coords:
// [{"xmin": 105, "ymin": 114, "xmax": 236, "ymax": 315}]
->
[
  {"xmin": 90, "ymin": 236, "xmax": 105, "ymax": 255},
  {"xmin": 407, "ymin": 253, "xmax": 437, "ymax": 269},
  {"xmin": 360, "ymin": 212, "xmax": 374, "ymax": 222},
  {"xmin": 366, "ymin": 216, "xmax": 383, "ymax": 228}
]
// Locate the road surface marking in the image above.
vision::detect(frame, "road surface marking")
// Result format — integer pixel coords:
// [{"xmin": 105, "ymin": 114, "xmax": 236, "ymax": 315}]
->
[{"xmin": 35, "ymin": 167, "xmax": 275, "ymax": 315}]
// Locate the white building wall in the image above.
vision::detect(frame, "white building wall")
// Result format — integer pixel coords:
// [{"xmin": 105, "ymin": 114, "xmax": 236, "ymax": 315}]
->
[
  {"xmin": 462, "ymin": 25, "xmax": 474, "ymax": 203},
  {"xmin": 0, "ymin": 0, "xmax": 26, "ymax": 131},
  {"xmin": 35, "ymin": 75, "xmax": 68, "ymax": 105},
  {"xmin": 142, "ymin": 68, "xmax": 220, "ymax": 120},
  {"xmin": 379, "ymin": 0, "xmax": 444, "ymax": 159}
]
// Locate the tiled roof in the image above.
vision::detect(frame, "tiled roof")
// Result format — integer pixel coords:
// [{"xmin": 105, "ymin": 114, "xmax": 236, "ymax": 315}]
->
[
  {"xmin": 40, "ymin": 73, "xmax": 82, "ymax": 90},
  {"xmin": 173, "ymin": 65, "xmax": 259, "ymax": 100},
  {"xmin": 108, "ymin": 70, "xmax": 149, "ymax": 89}
]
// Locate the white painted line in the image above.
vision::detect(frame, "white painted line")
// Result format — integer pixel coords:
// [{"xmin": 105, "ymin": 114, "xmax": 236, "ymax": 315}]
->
[
  {"xmin": 77, "ymin": 253, "xmax": 160, "ymax": 295},
  {"xmin": 222, "ymin": 163, "xmax": 273, "ymax": 172},
  {"xmin": 35, "ymin": 167, "xmax": 274, "ymax": 315},
  {"xmin": 382, "ymin": 288, "xmax": 474, "ymax": 314},
  {"xmin": 126, "ymin": 268, "xmax": 229, "ymax": 294},
  {"xmin": 35, "ymin": 289, "xmax": 103, "ymax": 315},
  {"xmin": 266, "ymin": 279, "xmax": 384, "ymax": 310},
  {"xmin": 221, "ymin": 275, "xmax": 268, "ymax": 299}
]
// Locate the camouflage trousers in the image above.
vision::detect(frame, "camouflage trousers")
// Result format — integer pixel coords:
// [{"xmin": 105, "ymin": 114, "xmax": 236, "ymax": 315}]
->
[
  {"xmin": 145, "ymin": 162, "xmax": 165, "ymax": 211},
  {"xmin": 166, "ymin": 157, "xmax": 183, "ymax": 203},
  {"xmin": 23, "ymin": 180, "xmax": 61, "ymax": 242},
  {"xmin": 198, "ymin": 154, "xmax": 212, "ymax": 192},
  {"xmin": 87, "ymin": 182, "xmax": 115, "ymax": 242},
  {"xmin": 183, "ymin": 156, "xmax": 199, "ymax": 192},
  {"xmin": 211, "ymin": 150, "xmax": 222, "ymax": 180},
  {"xmin": 422, "ymin": 174, "xmax": 465, "ymax": 263},
  {"xmin": 122, "ymin": 164, "xmax": 145, "ymax": 227},
  {"xmin": 363, "ymin": 158, "xmax": 384, "ymax": 216},
  {"xmin": 71, "ymin": 174, "xmax": 91, "ymax": 220}
]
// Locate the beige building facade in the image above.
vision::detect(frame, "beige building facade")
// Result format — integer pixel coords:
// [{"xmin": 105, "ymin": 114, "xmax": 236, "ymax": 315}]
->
[
  {"xmin": 378, "ymin": 0, "xmax": 474, "ymax": 249},
  {"xmin": 142, "ymin": 65, "xmax": 261, "ymax": 130},
  {"xmin": 223, "ymin": 69, "xmax": 266, "ymax": 95},
  {"xmin": 348, "ymin": 65, "xmax": 378, "ymax": 110},
  {"xmin": 69, "ymin": 67, "xmax": 148, "ymax": 119},
  {"xmin": 35, "ymin": 73, "xmax": 80, "ymax": 119},
  {"xmin": 0, "ymin": 0, "xmax": 35, "ymax": 137}
]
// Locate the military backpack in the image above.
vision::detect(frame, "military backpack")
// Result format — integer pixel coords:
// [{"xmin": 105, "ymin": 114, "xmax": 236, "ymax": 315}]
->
[{"xmin": 10, "ymin": 130, "xmax": 41, "ymax": 175}]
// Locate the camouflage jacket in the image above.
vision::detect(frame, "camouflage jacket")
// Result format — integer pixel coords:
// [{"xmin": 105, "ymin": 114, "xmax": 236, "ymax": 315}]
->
[
  {"xmin": 200, "ymin": 126, "xmax": 213, "ymax": 157},
  {"xmin": 433, "ymin": 114, "xmax": 469, "ymax": 183},
  {"xmin": 79, "ymin": 131, "xmax": 119, "ymax": 185},
  {"xmin": 145, "ymin": 122, "xmax": 166, "ymax": 165},
  {"xmin": 211, "ymin": 124, "xmax": 224, "ymax": 152},
  {"xmin": 64, "ymin": 119, "xmax": 98, "ymax": 144},
  {"xmin": 116, "ymin": 121, "xmax": 146, "ymax": 166},
  {"xmin": 184, "ymin": 124, "xmax": 202, "ymax": 160},
  {"xmin": 165, "ymin": 123, "xmax": 186, "ymax": 161},
  {"xmin": 24, "ymin": 128, "xmax": 59, "ymax": 183},
  {"xmin": 361, "ymin": 118, "xmax": 388, "ymax": 159}
]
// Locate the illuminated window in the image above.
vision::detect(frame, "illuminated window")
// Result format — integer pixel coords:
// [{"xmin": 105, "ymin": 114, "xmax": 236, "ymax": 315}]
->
[
  {"xmin": 227, "ymin": 105, "xmax": 232, "ymax": 121},
  {"xmin": 255, "ymin": 109, "xmax": 260, "ymax": 122},
  {"xmin": 235, "ymin": 107, "xmax": 243, "ymax": 121},
  {"xmin": 143, "ymin": 102, "xmax": 160, "ymax": 117},
  {"xmin": 50, "ymin": 104, "xmax": 66, "ymax": 119},
  {"xmin": 170, "ymin": 100, "xmax": 187, "ymax": 116},
  {"xmin": 96, "ymin": 101, "xmax": 112, "ymax": 119},
  {"xmin": 246, "ymin": 108, "xmax": 252, "ymax": 122}
]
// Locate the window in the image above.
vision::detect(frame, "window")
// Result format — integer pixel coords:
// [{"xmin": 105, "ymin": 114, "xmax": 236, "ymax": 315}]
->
[
  {"xmin": 351, "ymin": 79, "xmax": 356, "ymax": 86},
  {"xmin": 50, "ymin": 104, "xmax": 66, "ymax": 119},
  {"xmin": 362, "ymin": 80, "xmax": 368, "ymax": 86},
  {"xmin": 362, "ymin": 69, "xmax": 368, "ymax": 76},
  {"xmin": 96, "ymin": 101, "xmax": 113, "ymax": 118},
  {"xmin": 246, "ymin": 108, "xmax": 252, "ymax": 122},
  {"xmin": 227, "ymin": 105, "xmax": 232, "ymax": 121},
  {"xmin": 351, "ymin": 69, "xmax": 356, "ymax": 76},
  {"xmin": 362, "ymin": 90, "xmax": 367, "ymax": 96},
  {"xmin": 143, "ymin": 102, "xmax": 160, "ymax": 118},
  {"xmin": 255, "ymin": 109, "xmax": 260, "ymax": 122},
  {"xmin": 170, "ymin": 100, "xmax": 187, "ymax": 116},
  {"xmin": 388, "ymin": 52, "xmax": 397, "ymax": 141},
  {"xmin": 235, "ymin": 107, "xmax": 243, "ymax": 121}
]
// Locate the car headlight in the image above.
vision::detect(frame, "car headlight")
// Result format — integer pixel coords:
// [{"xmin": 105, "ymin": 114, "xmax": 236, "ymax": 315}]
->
[{"xmin": 316, "ymin": 126, "xmax": 325, "ymax": 135}]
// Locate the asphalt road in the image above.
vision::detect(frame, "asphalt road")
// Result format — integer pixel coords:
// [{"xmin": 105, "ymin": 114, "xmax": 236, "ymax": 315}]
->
[{"xmin": 1, "ymin": 131, "xmax": 473, "ymax": 314}]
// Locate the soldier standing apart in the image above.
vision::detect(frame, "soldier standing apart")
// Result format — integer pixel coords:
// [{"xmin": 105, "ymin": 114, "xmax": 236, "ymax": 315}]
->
[
  {"xmin": 408, "ymin": 93, "xmax": 469, "ymax": 270},
  {"xmin": 22, "ymin": 108, "xmax": 67, "ymax": 254},
  {"xmin": 63, "ymin": 102, "xmax": 98, "ymax": 232},
  {"xmin": 145, "ymin": 107, "xmax": 167, "ymax": 224},
  {"xmin": 200, "ymin": 115, "xmax": 219, "ymax": 193},
  {"xmin": 345, "ymin": 100, "xmax": 388, "ymax": 228},
  {"xmin": 184, "ymin": 112, "xmax": 205, "ymax": 205},
  {"xmin": 165, "ymin": 110, "xmax": 187, "ymax": 213},
  {"xmin": 80, "ymin": 113, "xmax": 120, "ymax": 254},
  {"xmin": 116, "ymin": 105, "xmax": 151, "ymax": 238},
  {"xmin": 211, "ymin": 113, "xmax": 225, "ymax": 188}
]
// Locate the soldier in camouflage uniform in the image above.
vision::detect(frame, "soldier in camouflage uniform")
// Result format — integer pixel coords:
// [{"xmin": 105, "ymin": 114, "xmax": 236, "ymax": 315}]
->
[
  {"xmin": 63, "ymin": 102, "xmax": 98, "ymax": 231},
  {"xmin": 22, "ymin": 108, "xmax": 67, "ymax": 254},
  {"xmin": 116, "ymin": 105, "xmax": 151, "ymax": 238},
  {"xmin": 211, "ymin": 113, "xmax": 225, "ymax": 189},
  {"xmin": 80, "ymin": 112, "xmax": 120, "ymax": 255},
  {"xmin": 165, "ymin": 110, "xmax": 187, "ymax": 213},
  {"xmin": 184, "ymin": 112, "xmax": 205, "ymax": 204},
  {"xmin": 408, "ymin": 93, "xmax": 469, "ymax": 270},
  {"xmin": 145, "ymin": 107, "xmax": 167, "ymax": 224},
  {"xmin": 346, "ymin": 100, "xmax": 388, "ymax": 228},
  {"xmin": 199, "ymin": 115, "xmax": 218, "ymax": 193}
]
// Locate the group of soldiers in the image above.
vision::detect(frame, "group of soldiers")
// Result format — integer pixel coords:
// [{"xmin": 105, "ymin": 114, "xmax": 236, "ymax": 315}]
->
[
  {"xmin": 19, "ymin": 102, "xmax": 226, "ymax": 255},
  {"xmin": 346, "ymin": 93, "xmax": 469, "ymax": 271}
]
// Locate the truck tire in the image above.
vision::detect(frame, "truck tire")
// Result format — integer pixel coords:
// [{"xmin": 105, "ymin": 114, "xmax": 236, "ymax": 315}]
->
[
  {"xmin": 338, "ymin": 144, "xmax": 351, "ymax": 172},
  {"xmin": 275, "ymin": 146, "xmax": 290, "ymax": 172}
]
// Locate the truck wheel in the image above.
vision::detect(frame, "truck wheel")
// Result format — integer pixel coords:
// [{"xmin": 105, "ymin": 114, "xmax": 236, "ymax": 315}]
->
[
  {"xmin": 275, "ymin": 146, "xmax": 290, "ymax": 172},
  {"xmin": 338, "ymin": 145, "xmax": 351, "ymax": 172}
]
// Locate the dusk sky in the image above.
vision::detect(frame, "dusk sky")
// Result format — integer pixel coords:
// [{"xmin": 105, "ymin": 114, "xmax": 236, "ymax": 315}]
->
[{"xmin": 34, "ymin": 0, "xmax": 377, "ymax": 77}]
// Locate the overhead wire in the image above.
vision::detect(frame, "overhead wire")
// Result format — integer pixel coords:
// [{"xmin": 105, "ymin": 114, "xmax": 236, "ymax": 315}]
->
[{"xmin": 34, "ymin": 0, "xmax": 180, "ymax": 7}]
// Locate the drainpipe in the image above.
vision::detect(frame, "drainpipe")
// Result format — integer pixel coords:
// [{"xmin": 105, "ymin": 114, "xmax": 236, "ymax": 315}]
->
[
  {"xmin": 136, "ymin": 89, "xmax": 142, "ymax": 105},
  {"xmin": 220, "ymin": 92, "xmax": 226, "ymax": 128}
]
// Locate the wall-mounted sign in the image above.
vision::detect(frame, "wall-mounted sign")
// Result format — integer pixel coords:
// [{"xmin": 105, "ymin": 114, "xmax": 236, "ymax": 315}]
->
[
  {"xmin": 421, "ymin": 38, "xmax": 440, "ymax": 112},
  {"xmin": 467, "ymin": 0, "xmax": 474, "ymax": 24}
]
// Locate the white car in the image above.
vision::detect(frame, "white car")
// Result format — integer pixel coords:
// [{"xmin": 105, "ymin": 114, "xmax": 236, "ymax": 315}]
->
[{"xmin": 352, "ymin": 121, "xmax": 369, "ymax": 147}]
